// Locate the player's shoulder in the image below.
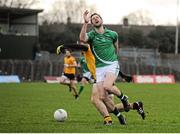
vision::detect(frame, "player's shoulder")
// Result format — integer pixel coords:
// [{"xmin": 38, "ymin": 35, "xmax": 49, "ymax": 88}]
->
[
  {"xmin": 105, "ymin": 28, "xmax": 117, "ymax": 34},
  {"xmin": 64, "ymin": 56, "xmax": 68, "ymax": 60},
  {"xmin": 79, "ymin": 56, "xmax": 84, "ymax": 60},
  {"xmin": 70, "ymin": 56, "xmax": 76, "ymax": 60},
  {"xmin": 87, "ymin": 29, "xmax": 96, "ymax": 36},
  {"xmin": 105, "ymin": 28, "xmax": 118, "ymax": 39}
]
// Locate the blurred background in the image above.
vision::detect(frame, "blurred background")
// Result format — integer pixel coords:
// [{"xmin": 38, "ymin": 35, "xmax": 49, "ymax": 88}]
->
[{"xmin": 0, "ymin": 0, "xmax": 180, "ymax": 82}]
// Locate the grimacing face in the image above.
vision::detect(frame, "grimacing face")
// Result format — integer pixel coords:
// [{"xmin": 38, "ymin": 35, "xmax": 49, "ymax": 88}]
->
[{"xmin": 91, "ymin": 14, "xmax": 103, "ymax": 28}]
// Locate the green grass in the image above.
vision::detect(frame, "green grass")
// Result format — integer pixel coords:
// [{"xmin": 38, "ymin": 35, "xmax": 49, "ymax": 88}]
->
[{"xmin": 0, "ymin": 82, "xmax": 180, "ymax": 133}]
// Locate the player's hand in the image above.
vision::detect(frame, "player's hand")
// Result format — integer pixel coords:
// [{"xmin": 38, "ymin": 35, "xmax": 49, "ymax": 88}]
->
[
  {"xmin": 77, "ymin": 64, "xmax": 81, "ymax": 68},
  {"xmin": 56, "ymin": 45, "xmax": 64, "ymax": 55},
  {"xmin": 64, "ymin": 64, "xmax": 69, "ymax": 67},
  {"xmin": 83, "ymin": 10, "xmax": 90, "ymax": 23}
]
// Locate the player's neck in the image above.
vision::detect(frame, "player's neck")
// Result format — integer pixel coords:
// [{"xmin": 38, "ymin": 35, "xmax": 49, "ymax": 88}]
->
[{"xmin": 95, "ymin": 25, "xmax": 104, "ymax": 34}]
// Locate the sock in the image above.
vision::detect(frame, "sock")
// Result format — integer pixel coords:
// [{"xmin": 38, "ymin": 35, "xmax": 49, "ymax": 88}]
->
[
  {"xmin": 117, "ymin": 92, "xmax": 125, "ymax": 101},
  {"xmin": 75, "ymin": 94, "xmax": 79, "ymax": 99},
  {"xmin": 68, "ymin": 85, "xmax": 71, "ymax": 92},
  {"xmin": 119, "ymin": 71, "xmax": 126, "ymax": 78},
  {"xmin": 78, "ymin": 85, "xmax": 84, "ymax": 95},
  {"xmin": 104, "ymin": 116, "xmax": 112, "ymax": 124},
  {"xmin": 104, "ymin": 116, "xmax": 112, "ymax": 120},
  {"xmin": 112, "ymin": 107, "xmax": 121, "ymax": 117},
  {"xmin": 133, "ymin": 102, "xmax": 138, "ymax": 110}
]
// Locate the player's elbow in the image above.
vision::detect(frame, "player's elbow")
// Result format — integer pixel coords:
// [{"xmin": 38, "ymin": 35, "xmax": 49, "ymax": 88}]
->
[
  {"xmin": 79, "ymin": 38, "xmax": 86, "ymax": 43},
  {"xmin": 79, "ymin": 35, "xmax": 87, "ymax": 43},
  {"xmin": 74, "ymin": 63, "xmax": 77, "ymax": 67}
]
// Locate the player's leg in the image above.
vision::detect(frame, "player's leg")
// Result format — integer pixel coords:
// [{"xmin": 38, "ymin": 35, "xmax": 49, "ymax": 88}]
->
[
  {"xmin": 111, "ymin": 85, "xmax": 130, "ymax": 112},
  {"xmin": 112, "ymin": 101, "xmax": 145, "ymax": 119},
  {"xmin": 104, "ymin": 88, "xmax": 128, "ymax": 113},
  {"xmin": 58, "ymin": 75, "xmax": 72, "ymax": 92},
  {"xmin": 78, "ymin": 72, "xmax": 92, "ymax": 96},
  {"xmin": 132, "ymin": 101, "xmax": 146, "ymax": 119},
  {"xmin": 112, "ymin": 103, "xmax": 132, "ymax": 112},
  {"xmin": 70, "ymin": 79, "xmax": 79, "ymax": 99},
  {"xmin": 59, "ymin": 76, "xmax": 70, "ymax": 85},
  {"xmin": 107, "ymin": 88, "xmax": 145, "ymax": 120},
  {"xmin": 66, "ymin": 74, "xmax": 78, "ymax": 99},
  {"xmin": 119, "ymin": 71, "xmax": 133, "ymax": 82},
  {"xmin": 102, "ymin": 70, "xmax": 130, "ymax": 112},
  {"xmin": 96, "ymin": 68, "xmax": 126, "ymax": 125},
  {"xmin": 112, "ymin": 85, "xmax": 145, "ymax": 119},
  {"xmin": 102, "ymin": 93, "xmax": 126, "ymax": 125},
  {"xmin": 91, "ymin": 83, "xmax": 113, "ymax": 125},
  {"xmin": 91, "ymin": 83, "xmax": 127, "ymax": 124},
  {"xmin": 76, "ymin": 74, "xmax": 85, "ymax": 95},
  {"xmin": 78, "ymin": 72, "xmax": 91, "ymax": 95},
  {"xmin": 78, "ymin": 77, "xmax": 88, "ymax": 95}
]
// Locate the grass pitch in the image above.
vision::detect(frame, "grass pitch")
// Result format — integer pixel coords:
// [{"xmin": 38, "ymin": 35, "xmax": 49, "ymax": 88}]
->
[{"xmin": 0, "ymin": 82, "xmax": 180, "ymax": 133}]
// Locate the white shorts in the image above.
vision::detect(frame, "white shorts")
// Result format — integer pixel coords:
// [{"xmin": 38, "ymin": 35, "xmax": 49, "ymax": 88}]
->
[
  {"xmin": 61, "ymin": 75, "xmax": 68, "ymax": 79},
  {"xmin": 83, "ymin": 72, "xmax": 95, "ymax": 83},
  {"xmin": 83, "ymin": 72, "xmax": 92, "ymax": 80},
  {"xmin": 96, "ymin": 61, "xmax": 119, "ymax": 83}
]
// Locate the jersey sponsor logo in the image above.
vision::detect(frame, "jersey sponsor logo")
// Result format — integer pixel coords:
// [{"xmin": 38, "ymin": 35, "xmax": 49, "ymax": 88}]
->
[{"xmin": 95, "ymin": 36, "xmax": 111, "ymax": 42}]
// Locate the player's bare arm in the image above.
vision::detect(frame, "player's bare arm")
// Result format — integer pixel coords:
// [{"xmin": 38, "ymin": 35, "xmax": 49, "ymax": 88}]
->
[
  {"xmin": 65, "ymin": 61, "xmax": 77, "ymax": 68},
  {"xmin": 79, "ymin": 10, "xmax": 90, "ymax": 42},
  {"xmin": 71, "ymin": 61, "xmax": 77, "ymax": 68}
]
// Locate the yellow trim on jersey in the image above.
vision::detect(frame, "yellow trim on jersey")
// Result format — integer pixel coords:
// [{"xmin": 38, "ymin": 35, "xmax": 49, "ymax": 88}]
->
[{"xmin": 83, "ymin": 45, "xmax": 96, "ymax": 80}]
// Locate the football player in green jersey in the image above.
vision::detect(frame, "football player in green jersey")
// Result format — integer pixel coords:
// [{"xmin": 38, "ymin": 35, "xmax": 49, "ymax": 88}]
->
[
  {"xmin": 80, "ymin": 10, "xmax": 128, "ymax": 125},
  {"xmin": 77, "ymin": 54, "xmax": 95, "ymax": 96}
]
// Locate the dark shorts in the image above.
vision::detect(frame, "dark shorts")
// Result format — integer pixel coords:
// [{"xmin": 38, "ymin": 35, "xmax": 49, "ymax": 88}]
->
[{"xmin": 64, "ymin": 73, "xmax": 75, "ymax": 80}]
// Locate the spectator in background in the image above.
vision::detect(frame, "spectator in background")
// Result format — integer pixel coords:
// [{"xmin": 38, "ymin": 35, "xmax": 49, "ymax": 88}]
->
[{"xmin": 33, "ymin": 43, "xmax": 41, "ymax": 60}]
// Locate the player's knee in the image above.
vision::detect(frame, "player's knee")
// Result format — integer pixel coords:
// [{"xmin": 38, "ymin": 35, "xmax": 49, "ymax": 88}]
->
[
  {"xmin": 91, "ymin": 94, "xmax": 105, "ymax": 105},
  {"xmin": 70, "ymin": 84, "xmax": 75, "ymax": 89},
  {"xmin": 99, "ymin": 95, "xmax": 106, "ymax": 101},
  {"xmin": 91, "ymin": 95, "xmax": 97, "ymax": 105},
  {"xmin": 59, "ymin": 78, "xmax": 65, "ymax": 83},
  {"xmin": 103, "ymin": 84, "xmax": 112, "ymax": 92},
  {"xmin": 59, "ymin": 80, "xmax": 64, "ymax": 84},
  {"xmin": 81, "ymin": 80, "xmax": 86, "ymax": 85}
]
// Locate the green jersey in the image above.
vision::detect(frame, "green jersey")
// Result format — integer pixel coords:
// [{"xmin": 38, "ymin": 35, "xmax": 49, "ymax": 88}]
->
[
  {"xmin": 79, "ymin": 56, "xmax": 89, "ymax": 73},
  {"xmin": 87, "ymin": 28, "xmax": 118, "ymax": 68}
]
